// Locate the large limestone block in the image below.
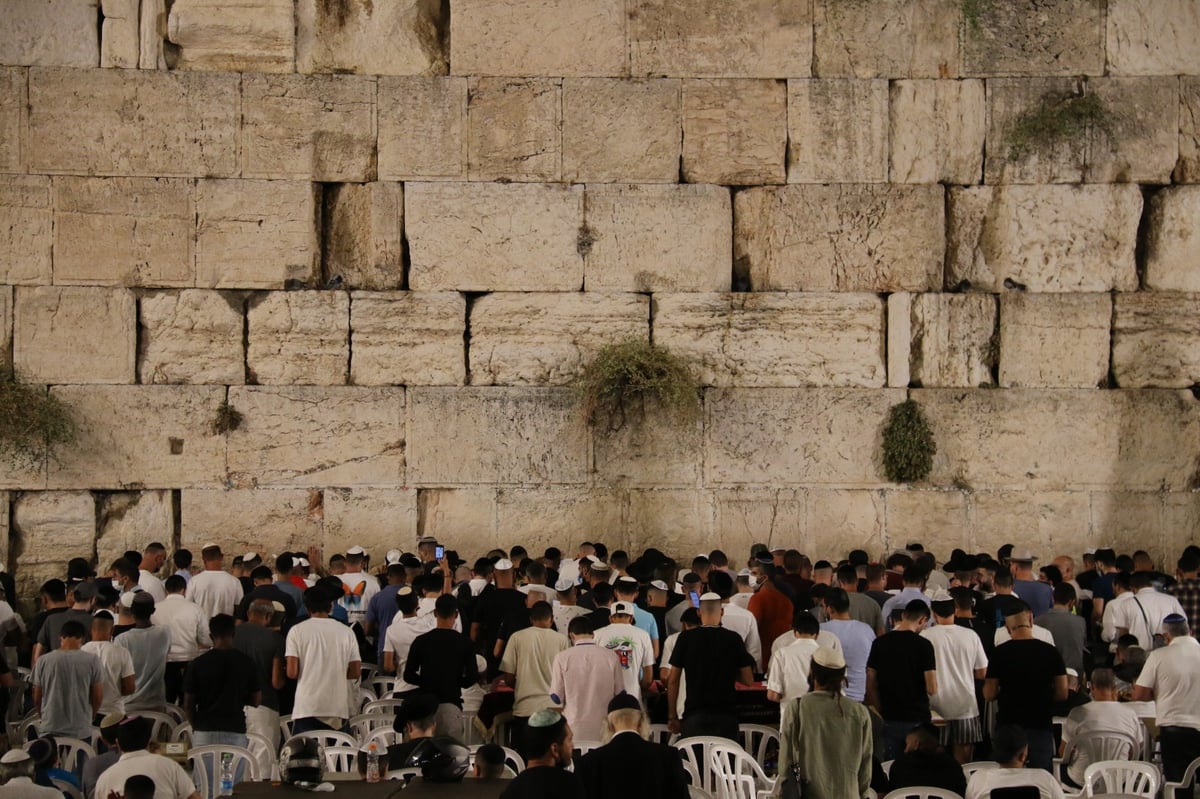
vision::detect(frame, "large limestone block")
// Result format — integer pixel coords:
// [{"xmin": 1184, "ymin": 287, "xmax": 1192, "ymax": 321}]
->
[
  {"xmin": 52, "ymin": 176, "xmax": 193, "ymax": 287},
  {"xmin": 681, "ymin": 80, "xmax": 786, "ymax": 185},
  {"xmin": 297, "ymin": 0, "xmax": 448, "ymax": 75},
  {"xmin": 0, "ymin": 286, "xmax": 10, "ymax": 372},
  {"xmin": 0, "ymin": 493, "xmax": 6, "ymax": 571},
  {"xmin": 246, "ymin": 292, "xmax": 349, "ymax": 386},
  {"xmin": 946, "ymin": 185, "xmax": 1141, "ymax": 292},
  {"xmin": 1112, "ymin": 294, "xmax": 1200, "ymax": 389},
  {"xmin": 11, "ymin": 491, "xmax": 93, "ymax": 603},
  {"xmin": 181, "ymin": 488, "xmax": 323, "ymax": 556},
  {"xmin": 1090, "ymin": 492, "xmax": 1166, "ymax": 558},
  {"xmin": 28, "ymin": 68, "xmax": 238, "ymax": 177},
  {"xmin": 884, "ymin": 490, "xmax": 970, "ymax": 557},
  {"xmin": 407, "ymin": 388, "xmax": 588, "ymax": 485},
  {"xmin": 241, "ymin": 75, "xmax": 377, "ymax": 182},
  {"xmin": 469, "ymin": 293, "xmax": 649, "ymax": 386},
  {"xmin": 807, "ymin": 489, "xmax": 886, "ymax": 557},
  {"xmin": 322, "ymin": 183, "xmax": 403, "ymax": 291},
  {"xmin": 14, "ymin": 287, "xmax": 136, "ymax": 384},
  {"xmin": 496, "ymin": 489, "xmax": 626, "ymax": 556},
  {"xmin": 583, "ymin": 183, "xmax": 730, "ymax": 293},
  {"xmin": 908, "ymin": 294, "xmax": 997, "ymax": 388},
  {"xmin": 970, "ymin": 491, "xmax": 1092, "ymax": 557},
  {"xmin": 788, "ymin": 80, "xmax": 888, "ymax": 183},
  {"xmin": 139, "ymin": 0, "xmax": 169, "ymax": 69},
  {"xmin": 1164, "ymin": 494, "xmax": 1200, "ymax": 561},
  {"xmin": 406, "ymin": 183, "xmax": 583, "ymax": 291},
  {"xmin": 1144, "ymin": 187, "xmax": 1200, "ymax": 291},
  {"xmin": 378, "ymin": 77, "xmax": 467, "ymax": 180},
  {"xmin": 735, "ymin": 185, "xmax": 944, "ymax": 292},
  {"xmin": 0, "ymin": 175, "xmax": 51, "ymax": 285},
  {"xmin": 985, "ymin": 78, "xmax": 1178, "ymax": 184},
  {"xmin": 654, "ymin": 293, "xmax": 886, "ymax": 388},
  {"xmin": 627, "ymin": 489, "xmax": 710, "ymax": 555},
  {"xmin": 350, "ymin": 291, "xmax": 465, "ymax": 386},
  {"xmin": 999, "ymin": 293, "xmax": 1111, "ymax": 388},
  {"xmin": 962, "ymin": 0, "xmax": 1104, "ymax": 77},
  {"xmin": 226, "ymin": 387, "xmax": 405, "ymax": 487},
  {"xmin": 1179, "ymin": 79, "xmax": 1200, "ymax": 183},
  {"xmin": 0, "ymin": 0, "xmax": 99, "ymax": 67},
  {"xmin": 705, "ymin": 388, "xmax": 907, "ymax": 486},
  {"xmin": 416, "ymin": 488, "xmax": 497, "ymax": 546},
  {"xmin": 451, "ymin": 0, "xmax": 626, "ymax": 77},
  {"xmin": 914, "ymin": 388, "xmax": 1200, "ymax": 491},
  {"xmin": 629, "ymin": 0, "xmax": 812, "ymax": 78},
  {"xmin": 139, "ymin": 290, "xmax": 244, "ymax": 385},
  {"xmin": 166, "ymin": 0, "xmax": 294, "ymax": 72},
  {"xmin": 0, "ymin": 68, "xmax": 25, "ymax": 173},
  {"xmin": 592, "ymin": 405, "xmax": 702, "ymax": 486},
  {"xmin": 48, "ymin": 385, "xmax": 226, "ymax": 488},
  {"xmin": 562, "ymin": 79, "xmax": 680, "ymax": 183},
  {"xmin": 713, "ymin": 489, "xmax": 805, "ymax": 557},
  {"xmin": 467, "ymin": 78, "xmax": 562, "ymax": 182},
  {"xmin": 96, "ymin": 491, "xmax": 174, "ymax": 569},
  {"xmin": 813, "ymin": 0, "xmax": 960, "ymax": 78},
  {"xmin": 324, "ymin": 488, "xmax": 418, "ymax": 557},
  {"xmin": 890, "ymin": 80, "xmax": 986, "ymax": 185},
  {"xmin": 100, "ymin": 0, "xmax": 140, "ymax": 68},
  {"xmin": 1107, "ymin": 0, "xmax": 1200, "ymax": 76},
  {"xmin": 195, "ymin": 180, "xmax": 319, "ymax": 290}
]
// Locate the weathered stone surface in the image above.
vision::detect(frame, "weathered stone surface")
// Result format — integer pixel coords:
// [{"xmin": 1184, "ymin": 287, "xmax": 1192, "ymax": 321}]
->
[
  {"xmin": 470, "ymin": 293, "xmax": 648, "ymax": 386},
  {"xmin": 0, "ymin": 492, "xmax": 7, "ymax": 573},
  {"xmin": 378, "ymin": 77, "xmax": 467, "ymax": 180},
  {"xmin": 14, "ymin": 287, "xmax": 136, "ymax": 384},
  {"xmin": 813, "ymin": 0, "xmax": 960, "ymax": 78},
  {"xmin": 496, "ymin": 489, "xmax": 626, "ymax": 555},
  {"xmin": 52, "ymin": 177, "xmax": 193, "ymax": 287},
  {"xmin": 166, "ymin": 0, "xmax": 294, "ymax": 72},
  {"xmin": 999, "ymin": 293, "xmax": 1111, "ymax": 388},
  {"xmin": 451, "ymin": 0, "xmax": 626, "ymax": 77},
  {"xmin": 962, "ymin": 0, "xmax": 1104, "ymax": 77},
  {"xmin": 100, "ymin": 0, "xmax": 140, "ymax": 68},
  {"xmin": 706, "ymin": 388, "xmax": 906, "ymax": 486},
  {"xmin": 323, "ymin": 183, "xmax": 403, "ymax": 291},
  {"xmin": 629, "ymin": 0, "xmax": 812, "ymax": 78},
  {"xmin": 48, "ymin": 385, "xmax": 226, "ymax": 488},
  {"xmin": 890, "ymin": 79, "xmax": 986, "ymax": 184},
  {"xmin": 0, "ymin": 0, "xmax": 99, "ymax": 67},
  {"xmin": 627, "ymin": 489, "xmax": 709, "ymax": 554},
  {"xmin": 96, "ymin": 491, "xmax": 175, "ymax": 569},
  {"xmin": 181, "ymin": 489, "xmax": 324, "ymax": 556},
  {"xmin": 713, "ymin": 488, "xmax": 805, "ymax": 556},
  {"xmin": 246, "ymin": 292, "xmax": 349, "ymax": 386},
  {"xmin": 195, "ymin": 180, "xmax": 319, "ymax": 290},
  {"xmin": 887, "ymin": 293, "xmax": 912, "ymax": 388},
  {"xmin": 1179, "ymin": 79, "xmax": 1200, "ymax": 183},
  {"xmin": 0, "ymin": 175, "xmax": 51, "ymax": 285},
  {"xmin": 417, "ymin": 488, "xmax": 498, "ymax": 545},
  {"xmin": 139, "ymin": 0, "xmax": 168, "ymax": 69},
  {"xmin": 226, "ymin": 387, "xmax": 405, "ymax": 487},
  {"xmin": 406, "ymin": 183, "xmax": 583, "ymax": 291},
  {"xmin": 970, "ymin": 491, "xmax": 1092, "ymax": 557},
  {"xmin": 655, "ymin": 293, "xmax": 886, "ymax": 388},
  {"xmin": 350, "ymin": 292, "xmax": 465, "ymax": 386},
  {"xmin": 29, "ymin": 68, "xmax": 238, "ymax": 177},
  {"xmin": 884, "ymin": 490, "xmax": 970, "ymax": 556},
  {"xmin": 1144, "ymin": 187, "xmax": 1200, "ymax": 291},
  {"xmin": 915, "ymin": 389, "xmax": 1200, "ymax": 491},
  {"xmin": 407, "ymin": 388, "xmax": 588, "ymax": 485},
  {"xmin": 788, "ymin": 80, "xmax": 888, "ymax": 183},
  {"xmin": 1112, "ymin": 294, "xmax": 1200, "ymax": 389},
  {"xmin": 807, "ymin": 489, "xmax": 887, "ymax": 556},
  {"xmin": 0, "ymin": 68, "xmax": 25, "ymax": 173},
  {"xmin": 562, "ymin": 79, "xmax": 680, "ymax": 183},
  {"xmin": 1164, "ymin": 494, "xmax": 1200, "ymax": 561},
  {"xmin": 682, "ymin": 79, "xmax": 786, "ymax": 185},
  {"xmin": 0, "ymin": 286, "xmax": 11, "ymax": 372},
  {"xmin": 11, "ymin": 492, "xmax": 93, "ymax": 605},
  {"xmin": 1107, "ymin": 0, "xmax": 1200, "ymax": 76},
  {"xmin": 467, "ymin": 78, "xmax": 562, "ymax": 182},
  {"xmin": 592, "ymin": 405, "xmax": 702, "ymax": 486},
  {"xmin": 946, "ymin": 185, "xmax": 1141, "ymax": 292},
  {"xmin": 297, "ymin": 0, "xmax": 448, "ymax": 75},
  {"xmin": 583, "ymin": 183, "xmax": 730, "ymax": 292},
  {"xmin": 985, "ymin": 78, "xmax": 1178, "ymax": 184},
  {"xmin": 139, "ymin": 290, "xmax": 245, "ymax": 385},
  {"xmin": 908, "ymin": 294, "xmax": 996, "ymax": 388},
  {"xmin": 1090, "ymin": 492, "xmax": 1166, "ymax": 559},
  {"xmin": 241, "ymin": 74, "xmax": 377, "ymax": 182},
  {"xmin": 735, "ymin": 185, "xmax": 944, "ymax": 292},
  {"xmin": 323, "ymin": 488, "xmax": 418, "ymax": 557}
]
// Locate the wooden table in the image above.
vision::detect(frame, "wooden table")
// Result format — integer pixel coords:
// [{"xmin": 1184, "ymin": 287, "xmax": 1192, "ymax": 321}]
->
[{"xmin": 233, "ymin": 777, "xmax": 507, "ymax": 798}]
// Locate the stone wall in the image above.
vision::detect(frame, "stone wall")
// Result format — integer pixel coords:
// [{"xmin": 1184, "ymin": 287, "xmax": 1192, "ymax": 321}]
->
[{"xmin": 1, "ymin": 0, "xmax": 1199, "ymax": 590}]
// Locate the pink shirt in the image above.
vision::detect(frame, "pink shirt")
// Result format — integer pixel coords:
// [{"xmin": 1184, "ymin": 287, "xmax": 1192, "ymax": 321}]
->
[{"xmin": 548, "ymin": 641, "xmax": 625, "ymax": 742}]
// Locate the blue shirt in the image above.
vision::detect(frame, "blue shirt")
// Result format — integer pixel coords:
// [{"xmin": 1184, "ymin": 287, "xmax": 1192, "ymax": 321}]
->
[
  {"xmin": 1014, "ymin": 579, "xmax": 1054, "ymax": 618},
  {"xmin": 881, "ymin": 587, "xmax": 930, "ymax": 629},
  {"xmin": 275, "ymin": 580, "xmax": 307, "ymax": 620},
  {"xmin": 366, "ymin": 584, "xmax": 402, "ymax": 661},
  {"xmin": 631, "ymin": 606, "xmax": 659, "ymax": 643},
  {"xmin": 820, "ymin": 619, "xmax": 877, "ymax": 702}
]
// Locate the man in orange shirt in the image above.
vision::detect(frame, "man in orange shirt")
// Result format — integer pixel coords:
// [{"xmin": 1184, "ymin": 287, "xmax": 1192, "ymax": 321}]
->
[{"xmin": 748, "ymin": 561, "xmax": 794, "ymax": 661}]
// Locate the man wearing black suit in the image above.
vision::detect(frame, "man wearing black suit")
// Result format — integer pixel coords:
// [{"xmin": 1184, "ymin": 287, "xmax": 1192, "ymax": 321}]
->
[{"xmin": 574, "ymin": 693, "xmax": 690, "ymax": 799}]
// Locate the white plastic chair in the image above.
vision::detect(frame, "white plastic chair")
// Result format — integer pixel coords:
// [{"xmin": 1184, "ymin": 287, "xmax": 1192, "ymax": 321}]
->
[
  {"xmin": 358, "ymin": 686, "xmax": 378, "ymax": 711},
  {"xmin": 50, "ymin": 779, "xmax": 82, "ymax": 799},
  {"xmin": 963, "ymin": 761, "xmax": 1000, "ymax": 779},
  {"xmin": 882, "ymin": 760, "xmax": 895, "ymax": 777},
  {"xmin": 245, "ymin": 732, "xmax": 274, "ymax": 779},
  {"xmin": 677, "ymin": 736, "xmax": 740, "ymax": 795},
  {"xmin": 38, "ymin": 736, "xmax": 95, "ymax": 776},
  {"xmin": 364, "ymin": 727, "xmax": 401, "ymax": 749},
  {"xmin": 574, "ymin": 740, "xmax": 604, "ymax": 758},
  {"xmin": 1164, "ymin": 755, "xmax": 1200, "ymax": 799},
  {"xmin": 161, "ymin": 704, "xmax": 188, "ymax": 726},
  {"xmin": 689, "ymin": 787, "xmax": 715, "ymax": 799},
  {"xmin": 138, "ymin": 710, "xmax": 179, "ymax": 742},
  {"xmin": 189, "ymin": 744, "xmax": 259, "ymax": 799},
  {"xmin": 1055, "ymin": 731, "xmax": 1139, "ymax": 783},
  {"xmin": 15, "ymin": 711, "xmax": 40, "ymax": 743},
  {"xmin": 285, "ymin": 730, "xmax": 358, "ymax": 752},
  {"xmin": 369, "ymin": 676, "xmax": 399, "ymax": 698},
  {"xmin": 278, "ymin": 715, "xmax": 294, "ymax": 741},
  {"xmin": 1083, "ymin": 761, "xmax": 1160, "ymax": 798},
  {"xmin": 350, "ymin": 713, "xmax": 394, "ymax": 743},
  {"xmin": 359, "ymin": 663, "xmax": 379, "ymax": 682},
  {"xmin": 363, "ymin": 698, "xmax": 404, "ymax": 716},
  {"xmin": 650, "ymin": 723, "xmax": 678, "ymax": 746},
  {"xmin": 172, "ymin": 722, "xmax": 193, "ymax": 744},
  {"xmin": 323, "ymin": 744, "xmax": 359, "ymax": 773},
  {"xmin": 738, "ymin": 724, "xmax": 780, "ymax": 775},
  {"xmin": 708, "ymin": 741, "xmax": 776, "ymax": 799},
  {"xmin": 882, "ymin": 788, "xmax": 964, "ymax": 799}
]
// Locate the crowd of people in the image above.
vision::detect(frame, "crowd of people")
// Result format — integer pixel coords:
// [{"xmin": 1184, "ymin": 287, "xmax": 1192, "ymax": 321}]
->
[{"xmin": 0, "ymin": 536, "xmax": 1197, "ymax": 799}]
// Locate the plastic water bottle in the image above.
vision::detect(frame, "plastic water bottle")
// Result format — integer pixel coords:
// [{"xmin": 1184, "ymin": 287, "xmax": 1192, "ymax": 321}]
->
[
  {"xmin": 365, "ymin": 742, "xmax": 381, "ymax": 783},
  {"xmin": 219, "ymin": 752, "xmax": 235, "ymax": 796}
]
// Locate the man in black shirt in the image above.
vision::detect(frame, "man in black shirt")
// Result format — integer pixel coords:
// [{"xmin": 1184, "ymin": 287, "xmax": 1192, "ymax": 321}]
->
[
  {"xmin": 183, "ymin": 613, "xmax": 260, "ymax": 750},
  {"xmin": 867, "ymin": 599, "xmax": 938, "ymax": 760},
  {"xmin": 887, "ymin": 723, "xmax": 967, "ymax": 796},
  {"xmin": 470, "ymin": 559, "xmax": 525, "ymax": 676},
  {"xmin": 666, "ymin": 592, "xmax": 755, "ymax": 741},
  {"xmin": 983, "ymin": 600, "xmax": 1068, "ymax": 772},
  {"xmin": 233, "ymin": 600, "xmax": 285, "ymax": 768},
  {"xmin": 404, "ymin": 594, "xmax": 480, "ymax": 739},
  {"xmin": 499, "ymin": 709, "xmax": 584, "ymax": 799},
  {"xmin": 234, "ymin": 566, "xmax": 297, "ymax": 626},
  {"xmin": 980, "ymin": 571, "xmax": 1023, "ymax": 654},
  {"xmin": 386, "ymin": 691, "xmax": 438, "ymax": 771}
]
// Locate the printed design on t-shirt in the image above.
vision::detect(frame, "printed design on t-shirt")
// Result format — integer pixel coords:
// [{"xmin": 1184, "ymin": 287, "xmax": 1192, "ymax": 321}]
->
[
  {"xmin": 342, "ymin": 581, "xmax": 367, "ymax": 607},
  {"xmin": 603, "ymin": 636, "xmax": 635, "ymax": 669}
]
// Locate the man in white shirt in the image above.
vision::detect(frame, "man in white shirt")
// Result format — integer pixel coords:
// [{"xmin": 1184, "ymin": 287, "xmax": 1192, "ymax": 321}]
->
[
  {"xmin": 966, "ymin": 724, "xmax": 1064, "ymax": 799},
  {"xmin": 82, "ymin": 610, "xmax": 136, "ymax": 716},
  {"xmin": 766, "ymin": 611, "xmax": 822, "ymax": 705},
  {"xmin": 552, "ymin": 578, "xmax": 588, "ymax": 634},
  {"xmin": 94, "ymin": 715, "xmax": 200, "ymax": 799},
  {"xmin": 286, "ymin": 586, "xmax": 361, "ymax": 734},
  {"xmin": 1101, "ymin": 572, "xmax": 1136, "ymax": 653},
  {"xmin": 337, "ymin": 545, "xmax": 379, "ymax": 627},
  {"xmin": 1061, "ymin": 667, "xmax": 1143, "ymax": 787},
  {"xmin": 154, "ymin": 574, "xmax": 212, "ymax": 704},
  {"xmin": 923, "ymin": 593, "xmax": 988, "ymax": 763},
  {"xmin": 592, "ymin": 602, "xmax": 654, "ymax": 702},
  {"xmin": 186, "ymin": 544, "xmax": 244, "ymax": 619},
  {"xmin": 1110, "ymin": 572, "xmax": 1186, "ymax": 651},
  {"xmin": 382, "ymin": 587, "xmax": 423, "ymax": 691},
  {"xmin": 1133, "ymin": 614, "xmax": 1200, "ymax": 795},
  {"xmin": 138, "ymin": 542, "xmax": 169, "ymax": 602},
  {"xmin": 0, "ymin": 751, "xmax": 62, "ymax": 799}
]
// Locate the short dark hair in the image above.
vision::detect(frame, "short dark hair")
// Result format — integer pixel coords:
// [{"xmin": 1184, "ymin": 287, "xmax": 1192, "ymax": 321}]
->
[
  {"xmin": 567, "ymin": 616, "xmax": 593, "ymax": 636},
  {"xmin": 707, "ymin": 570, "xmax": 734, "ymax": 599},
  {"xmin": 824, "ymin": 587, "xmax": 850, "ymax": 614},
  {"xmin": 112, "ymin": 559, "xmax": 139, "ymax": 582},
  {"xmin": 522, "ymin": 713, "xmax": 568, "ymax": 760},
  {"xmin": 275, "ymin": 553, "xmax": 294, "ymax": 573},
  {"xmin": 680, "ymin": 607, "xmax": 701, "ymax": 626},
  {"xmin": 250, "ymin": 565, "xmax": 273, "ymax": 582},
  {"xmin": 835, "ymin": 564, "xmax": 858, "ymax": 586},
  {"xmin": 164, "ymin": 575, "xmax": 187, "ymax": 594},
  {"xmin": 902, "ymin": 565, "xmax": 926, "ymax": 585},
  {"xmin": 173, "ymin": 549, "xmax": 193, "ymax": 569},
  {"xmin": 123, "ymin": 775, "xmax": 156, "ymax": 799},
  {"xmin": 792, "ymin": 611, "xmax": 819, "ymax": 636},
  {"xmin": 529, "ymin": 601, "xmax": 553, "ymax": 623},
  {"xmin": 396, "ymin": 589, "xmax": 419, "ymax": 615},
  {"xmin": 474, "ymin": 743, "xmax": 505, "ymax": 778},
  {"xmin": 994, "ymin": 570, "xmax": 1014, "ymax": 588},
  {"xmin": 992, "ymin": 724, "xmax": 1028, "ymax": 763},
  {"xmin": 59, "ymin": 620, "xmax": 86, "ymax": 639},
  {"xmin": 1053, "ymin": 582, "xmax": 1077, "ymax": 605},
  {"xmin": 886, "ymin": 553, "xmax": 913, "ymax": 570},
  {"xmin": 303, "ymin": 586, "xmax": 333, "ymax": 614},
  {"xmin": 209, "ymin": 613, "xmax": 236, "ymax": 639},
  {"xmin": 117, "ymin": 716, "xmax": 153, "ymax": 752},
  {"xmin": 902, "ymin": 599, "xmax": 930, "ymax": 622},
  {"xmin": 1179, "ymin": 552, "xmax": 1200, "ymax": 573},
  {"xmin": 434, "ymin": 594, "xmax": 458, "ymax": 620},
  {"xmin": 41, "ymin": 579, "xmax": 68, "ymax": 602},
  {"xmin": 590, "ymin": 582, "xmax": 613, "ymax": 604}
]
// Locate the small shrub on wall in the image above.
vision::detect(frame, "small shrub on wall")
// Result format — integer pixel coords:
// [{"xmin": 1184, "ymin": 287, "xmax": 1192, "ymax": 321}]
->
[
  {"xmin": 576, "ymin": 339, "xmax": 701, "ymax": 433},
  {"xmin": 0, "ymin": 372, "xmax": 77, "ymax": 467},
  {"xmin": 881, "ymin": 399, "xmax": 937, "ymax": 483}
]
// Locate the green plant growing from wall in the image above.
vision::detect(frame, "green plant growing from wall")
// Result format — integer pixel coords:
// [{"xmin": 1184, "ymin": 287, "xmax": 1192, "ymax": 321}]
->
[
  {"xmin": 210, "ymin": 398, "xmax": 244, "ymax": 435},
  {"xmin": 962, "ymin": 0, "xmax": 993, "ymax": 33},
  {"xmin": 576, "ymin": 339, "xmax": 701, "ymax": 433},
  {"xmin": 1007, "ymin": 91, "xmax": 1113, "ymax": 162},
  {"xmin": 881, "ymin": 399, "xmax": 937, "ymax": 483},
  {"xmin": 0, "ymin": 371, "xmax": 77, "ymax": 466}
]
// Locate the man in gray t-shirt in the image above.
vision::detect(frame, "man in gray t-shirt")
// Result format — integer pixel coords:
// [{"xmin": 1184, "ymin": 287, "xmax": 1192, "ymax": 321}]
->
[
  {"xmin": 31, "ymin": 620, "xmax": 102, "ymax": 738},
  {"xmin": 115, "ymin": 594, "xmax": 172, "ymax": 712}
]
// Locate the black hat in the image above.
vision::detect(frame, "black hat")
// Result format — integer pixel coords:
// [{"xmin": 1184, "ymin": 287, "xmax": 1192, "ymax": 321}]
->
[
  {"xmin": 607, "ymin": 692, "xmax": 641, "ymax": 713},
  {"xmin": 393, "ymin": 691, "xmax": 439, "ymax": 731}
]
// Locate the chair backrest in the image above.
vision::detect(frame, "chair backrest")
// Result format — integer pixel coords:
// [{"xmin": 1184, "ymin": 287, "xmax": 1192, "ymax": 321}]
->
[
  {"xmin": 245, "ymin": 732, "xmax": 274, "ymax": 778},
  {"xmin": 49, "ymin": 736, "xmax": 95, "ymax": 777},
  {"xmin": 188, "ymin": 744, "xmax": 259, "ymax": 799},
  {"xmin": 500, "ymin": 746, "xmax": 525, "ymax": 774},
  {"xmin": 138, "ymin": 710, "xmax": 179, "ymax": 742},
  {"xmin": 963, "ymin": 761, "xmax": 1000, "ymax": 779},
  {"xmin": 172, "ymin": 722, "xmax": 193, "ymax": 744},
  {"xmin": 359, "ymin": 663, "xmax": 379, "ymax": 682},
  {"xmin": 369, "ymin": 676, "xmax": 398, "ymax": 698},
  {"xmin": 285, "ymin": 730, "xmax": 359, "ymax": 752},
  {"xmin": 1066, "ymin": 731, "xmax": 1138, "ymax": 766},
  {"xmin": 50, "ymin": 778, "xmax": 83, "ymax": 799},
  {"xmin": 708, "ymin": 742, "xmax": 773, "ymax": 799},
  {"xmin": 882, "ymin": 760, "xmax": 895, "ymax": 777},
  {"xmin": 358, "ymin": 686, "xmax": 378, "ymax": 711},
  {"xmin": 689, "ymin": 786, "xmax": 715, "ymax": 799},
  {"xmin": 738, "ymin": 724, "xmax": 780, "ymax": 771},
  {"xmin": 989, "ymin": 787, "xmax": 1040, "ymax": 799},
  {"xmin": 161, "ymin": 704, "xmax": 188, "ymax": 726},
  {"xmin": 649, "ymin": 723, "xmax": 677, "ymax": 746},
  {"xmin": 278, "ymin": 715, "xmax": 294, "ymax": 741},
  {"xmin": 350, "ymin": 713, "xmax": 395, "ymax": 743},
  {"xmin": 323, "ymin": 745, "xmax": 359, "ymax": 773},
  {"xmin": 677, "ymin": 737, "xmax": 740, "ymax": 794},
  {"xmin": 363, "ymin": 698, "xmax": 405, "ymax": 716},
  {"xmin": 15, "ymin": 711, "xmax": 40, "ymax": 743},
  {"xmin": 882, "ymin": 788, "xmax": 964, "ymax": 799},
  {"xmin": 1083, "ymin": 760, "xmax": 1160, "ymax": 798},
  {"xmin": 1164, "ymin": 755, "xmax": 1200, "ymax": 795},
  {"xmin": 365, "ymin": 728, "xmax": 401, "ymax": 749}
]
